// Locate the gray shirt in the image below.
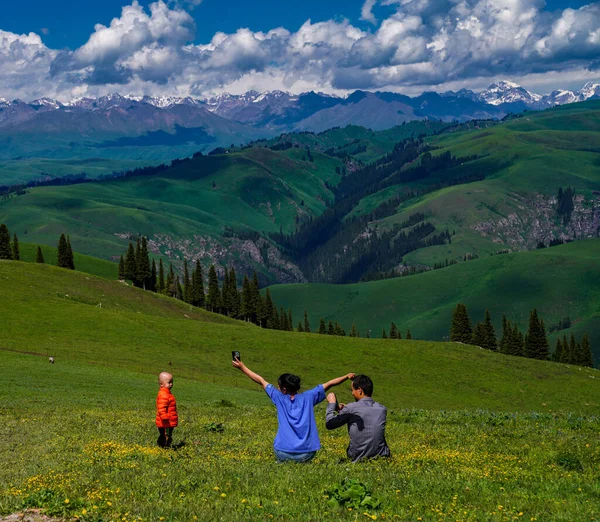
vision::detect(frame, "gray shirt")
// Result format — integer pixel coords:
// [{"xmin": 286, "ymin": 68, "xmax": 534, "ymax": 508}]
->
[{"xmin": 325, "ymin": 397, "xmax": 391, "ymax": 462}]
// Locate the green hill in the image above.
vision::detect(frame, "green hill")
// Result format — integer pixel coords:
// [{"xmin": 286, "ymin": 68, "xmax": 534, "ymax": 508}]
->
[
  {"xmin": 2, "ymin": 261, "xmax": 599, "ymax": 520},
  {"xmin": 1, "ymin": 259, "xmax": 598, "ymax": 412},
  {"xmin": 267, "ymin": 239, "xmax": 600, "ymax": 363}
]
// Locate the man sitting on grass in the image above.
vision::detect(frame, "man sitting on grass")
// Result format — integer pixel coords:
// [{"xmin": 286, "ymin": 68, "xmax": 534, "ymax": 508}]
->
[{"xmin": 325, "ymin": 374, "xmax": 391, "ymax": 462}]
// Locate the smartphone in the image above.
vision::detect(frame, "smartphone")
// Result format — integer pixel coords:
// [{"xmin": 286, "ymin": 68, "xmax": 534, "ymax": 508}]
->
[{"xmin": 232, "ymin": 350, "xmax": 241, "ymax": 361}]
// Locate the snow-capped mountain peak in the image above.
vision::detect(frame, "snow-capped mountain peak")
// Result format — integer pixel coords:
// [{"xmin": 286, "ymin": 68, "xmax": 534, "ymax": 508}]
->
[
  {"xmin": 478, "ymin": 80, "xmax": 542, "ymax": 106},
  {"xmin": 30, "ymin": 97, "xmax": 63, "ymax": 109},
  {"xmin": 580, "ymin": 82, "xmax": 600, "ymax": 100}
]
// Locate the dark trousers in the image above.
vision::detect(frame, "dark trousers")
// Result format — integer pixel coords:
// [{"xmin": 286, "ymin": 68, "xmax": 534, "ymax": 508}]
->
[{"xmin": 157, "ymin": 427, "xmax": 174, "ymax": 448}]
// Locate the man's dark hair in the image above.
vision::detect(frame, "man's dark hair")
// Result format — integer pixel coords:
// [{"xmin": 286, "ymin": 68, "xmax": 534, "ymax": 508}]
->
[
  {"xmin": 352, "ymin": 375, "xmax": 373, "ymax": 397},
  {"xmin": 278, "ymin": 373, "xmax": 301, "ymax": 394}
]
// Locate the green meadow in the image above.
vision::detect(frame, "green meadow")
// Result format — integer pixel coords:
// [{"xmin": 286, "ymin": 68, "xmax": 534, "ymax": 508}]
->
[
  {"xmin": 1, "ymin": 261, "xmax": 599, "ymax": 520},
  {"xmin": 268, "ymin": 240, "xmax": 600, "ymax": 362}
]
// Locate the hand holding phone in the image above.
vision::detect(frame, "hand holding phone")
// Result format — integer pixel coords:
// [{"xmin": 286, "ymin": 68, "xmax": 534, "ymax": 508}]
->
[{"xmin": 232, "ymin": 350, "xmax": 241, "ymax": 361}]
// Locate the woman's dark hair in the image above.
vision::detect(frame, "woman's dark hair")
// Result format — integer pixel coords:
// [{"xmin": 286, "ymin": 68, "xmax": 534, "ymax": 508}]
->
[{"xmin": 278, "ymin": 373, "xmax": 301, "ymax": 394}]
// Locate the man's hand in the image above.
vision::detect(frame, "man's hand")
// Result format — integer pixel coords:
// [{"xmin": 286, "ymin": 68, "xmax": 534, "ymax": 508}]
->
[{"xmin": 338, "ymin": 403, "xmax": 346, "ymax": 411}]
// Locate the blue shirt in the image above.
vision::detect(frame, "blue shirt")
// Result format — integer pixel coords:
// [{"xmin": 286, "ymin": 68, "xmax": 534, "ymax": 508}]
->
[{"xmin": 265, "ymin": 383, "xmax": 326, "ymax": 453}]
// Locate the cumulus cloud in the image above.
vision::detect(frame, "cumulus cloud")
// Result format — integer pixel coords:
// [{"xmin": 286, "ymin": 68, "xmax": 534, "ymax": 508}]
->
[{"xmin": 1, "ymin": 0, "xmax": 600, "ymax": 101}]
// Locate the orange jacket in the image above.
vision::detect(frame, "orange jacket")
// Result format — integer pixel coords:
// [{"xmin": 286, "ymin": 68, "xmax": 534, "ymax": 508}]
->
[{"xmin": 156, "ymin": 388, "xmax": 178, "ymax": 428}]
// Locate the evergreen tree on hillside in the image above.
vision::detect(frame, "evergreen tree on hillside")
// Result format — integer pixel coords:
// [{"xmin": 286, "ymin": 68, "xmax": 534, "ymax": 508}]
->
[
  {"xmin": 124, "ymin": 243, "xmax": 136, "ymax": 282},
  {"xmin": 328, "ymin": 321, "xmax": 334, "ymax": 335},
  {"xmin": 0, "ymin": 224, "xmax": 11, "ymax": 259},
  {"xmin": 581, "ymin": 333, "xmax": 594, "ymax": 368},
  {"xmin": 191, "ymin": 261, "xmax": 205, "ymax": 308},
  {"xmin": 525, "ymin": 309, "xmax": 546, "ymax": 359},
  {"xmin": 12, "ymin": 234, "xmax": 19, "ymax": 261},
  {"xmin": 304, "ymin": 310, "xmax": 311, "ymax": 333},
  {"xmin": 406, "ymin": 329, "xmax": 412, "ymax": 340},
  {"xmin": 158, "ymin": 259, "xmax": 165, "ymax": 294},
  {"xmin": 350, "ymin": 323, "xmax": 359, "ymax": 338},
  {"xmin": 249, "ymin": 272, "xmax": 261, "ymax": 325},
  {"xmin": 136, "ymin": 237, "xmax": 151, "ymax": 289},
  {"xmin": 241, "ymin": 275, "xmax": 252, "ymax": 321},
  {"xmin": 288, "ymin": 310, "xmax": 294, "ymax": 332},
  {"xmin": 118, "ymin": 255, "xmax": 125, "ymax": 279},
  {"xmin": 206, "ymin": 265, "xmax": 221, "ymax": 313},
  {"xmin": 297, "ymin": 321, "xmax": 304, "ymax": 333},
  {"xmin": 174, "ymin": 275, "xmax": 183, "ymax": 301},
  {"xmin": 280, "ymin": 308, "xmax": 288, "ymax": 331},
  {"xmin": 57, "ymin": 233, "xmax": 69, "ymax": 268},
  {"xmin": 183, "ymin": 259, "xmax": 191, "ymax": 303},
  {"xmin": 500, "ymin": 315, "xmax": 509, "ymax": 353},
  {"xmin": 552, "ymin": 338, "xmax": 565, "ymax": 362},
  {"xmin": 319, "ymin": 318, "xmax": 327, "ymax": 335},
  {"xmin": 450, "ymin": 303, "xmax": 472, "ymax": 343},
  {"xmin": 166, "ymin": 264, "xmax": 175, "ymax": 297},
  {"xmin": 472, "ymin": 322, "xmax": 486, "ymax": 348},
  {"xmin": 539, "ymin": 319, "xmax": 549, "ymax": 360},
  {"xmin": 390, "ymin": 322, "xmax": 398, "ymax": 339},
  {"xmin": 511, "ymin": 324, "xmax": 525, "ymax": 356},
  {"xmin": 263, "ymin": 288, "xmax": 275, "ymax": 327},
  {"xmin": 150, "ymin": 259, "xmax": 157, "ymax": 292},
  {"xmin": 483, "ymin": 309, "xmax": 497, "ymax": 351},
  {"xmin": 381, "ymin": 328, "xmax": 387, "ymax": 339},
  {"xmin": 66, "ymin": 236, "xmax": 75, "ymax": 269},
  {"xmin": 559, "ymin": 335, "xmax": 570, "ymax": 363},
  {"xmin": 35, "ymin": 246, "xmax": 45, "ymax": 264},
  {"xmin": 229, "ymin": 268, "xmax": 241, "ymax": 318}
]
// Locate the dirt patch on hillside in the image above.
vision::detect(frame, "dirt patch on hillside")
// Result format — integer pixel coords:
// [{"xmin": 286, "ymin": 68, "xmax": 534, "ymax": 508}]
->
[{"xmin": 1, "ymin": 511, "xmax": 63, "ymax": 522}]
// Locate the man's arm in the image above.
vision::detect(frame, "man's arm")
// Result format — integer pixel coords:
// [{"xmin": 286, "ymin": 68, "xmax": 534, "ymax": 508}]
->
[
  {"xmin": 232, "ymin": 358, "xmax": 269, "ymax": 390},
  {"xmin": 325, "ymin": 402, "xmax": 354, "ymax": 430},
  {"xmin": 322, "ymin": 372, "xmax": 355, "ymax": 392}
]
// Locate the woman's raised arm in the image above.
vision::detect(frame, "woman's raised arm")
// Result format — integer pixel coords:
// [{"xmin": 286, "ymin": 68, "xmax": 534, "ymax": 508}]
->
[
  {"xmin": 232, "ymin": 358, "xmax": 269, "ymax": 390},
  {"xmin": 322, "ymin": 372, "xmax": 355, "ymax": 392}
]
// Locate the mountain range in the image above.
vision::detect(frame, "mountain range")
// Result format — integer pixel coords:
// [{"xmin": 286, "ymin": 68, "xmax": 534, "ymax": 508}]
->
[{"xmin": 1, "ymin": 80, "xmax": 599, "ymax": 170}]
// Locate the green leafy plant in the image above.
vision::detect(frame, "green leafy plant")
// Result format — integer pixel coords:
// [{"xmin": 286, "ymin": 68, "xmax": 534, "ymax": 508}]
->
[
  {"xmin": 204, "ymin": 422, "xmax": 225, "ymax": 433},
  {"xmin": 324, "ymin": 478, "xmax": 381, "ymax": 510}
]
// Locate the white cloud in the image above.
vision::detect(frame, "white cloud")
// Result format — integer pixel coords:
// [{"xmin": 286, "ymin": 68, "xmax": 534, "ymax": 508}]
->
[{"xmin": 0, "ymin": 0, "xmax": 600, "ymax": 101}]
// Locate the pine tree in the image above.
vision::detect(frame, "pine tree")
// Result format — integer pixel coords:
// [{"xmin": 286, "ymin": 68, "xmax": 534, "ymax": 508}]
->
[
  {"xmin": 500, "ymin": 315, "xmax": 509, "ymax": 353},
  {"xmin": 390, "ymin": 322, "xmax": 398, "ymax": 339},
  {"xmin": 166, "ymin": 264, "xmax": 175, "ymax": 297},
  {"xmin": 560, "ymin": 335, "xmax": 570, "ymax": 363},
  {"xmin": 158, "ymin": 259, "xmax": 165, "ymax": 294},
  {"xmin": 35, "ymin": 246, "xmax": 45, "ymax": 264},
  {"xmin": 406, "ymin": 329, "xmax": 412, "ymax": 340},
  {"xmin": 124, "ymin": 243, "xmax": 136, "ymax": 282},
  {"xmin": 57, "ymin": 233, "xmax": 69, "ymax": 268},
  {"xmin": 539, "ymin": 319, "xmax": 549, "ymax": 360},
  {"xmin": 551, "ymin": 338, "xmax": 564, "ymax": 362},
  {"xmin": 249, "ymin": 272, "xmax": 261, "ymax": 324},
  {"xmin": 280, "ymin": 308, "xmax": 288, "ymax": 331},
  {"xmin": 297, "ymin": 321, "xmax": 304, "ymax": 332},
  {"xmin": 334, "ymin": 322, "xmax": 343, "ymax": 336},
  {"xmin": 288, "ymin": 310, "xmax": 293, "ymax": 332},
  {"xmin": 66, "ymin": 235, "xmax": 75, "ymax": 270},
  {"xmin": 525, "ymin": 309, "xmax": 543, "ymax": 359},
  {"xmin": 181, "ymin": 259, "xmax": 190, "ymax": 303},
  {"xmin": 241, "ymin": 275, "xmax": 252, "ymax": 321},
  {"xmin": 118, "ymin": 255, "xmax": 125, "ymax": 279},
  {"xmin": 580, "ymin": 333, "xmax": 594, "ymax": 368},
  {"xmin": 0, "ymin": 224, "xmax": 11, "ymax": 259},
  {"xmin": 11, "ymin": 233, "xmax": 19, "ymax": 261},
  {"xmin": 304, "ymin": 310, "xmax": 311, "ymax": 333},
  {"xmin": 228, "ymin": 268, "xmax": 241, "ymax": 318},
  {"xmin": 512, "ymin": 325, "xmax": 525, "ymax": 356},
  {"xmin": 327, "ymin": 321, "xmax": 334, "ymax": 335},
  {"xmin": 319, "ymin": 318, "xmax": 327, "ymax": 335},
  {"xmin": 568, "ymin": 334, "xmax": 577, "ymax": 364},
  {"xmin": 483, "ymin": 309, "xmax": 497, "ymax": 351},
  {"xmin": 174, "ymin": 275, "xmax": 183, "ymax": 300},
  {"xmin": 472, "ymin": 322, "xmax": 486, "ymax": 348},
  {"xmin": 191, "ymin": 260, "xmax": 205, "ymax": 308},
  {"xmin": 150, "ymin": 259, "xmax": 157, "ymax": 292},
  {"xmin": 136, "ymin": 237, "xmax": 151, "ymax": 289},
  {"xmin": 206, "ymin": 265, "xmax": 221, "ymax": 313},
  {"xmin": 350, "ymin": 323, "xmax": 358, "ymax": 338},
  {"xmin": 450, "ymin": 303, "xmax": 472, "ymax": 343},
  {"xmin": 381, "ymin": 328, "xmax": 388, "ymax": 339}
]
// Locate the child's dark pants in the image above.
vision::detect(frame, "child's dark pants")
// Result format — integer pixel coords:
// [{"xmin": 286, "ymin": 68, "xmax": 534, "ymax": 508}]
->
[{"xmin": 157, "ymin": 427, "xmax": 174, "ymax": 448}]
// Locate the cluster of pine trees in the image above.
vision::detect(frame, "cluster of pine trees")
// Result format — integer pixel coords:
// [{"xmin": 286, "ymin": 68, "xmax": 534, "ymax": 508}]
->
[
  {"xmin": 118, "ymin": 239, "xmax": 303, "ymax": 330},
  {"xmin": 0, "ymin": 224, "xmax": 20, "ymax": 261},
  {"xmin": 450, "ymin": 304, "xmax": 594, "ymax": 367}
]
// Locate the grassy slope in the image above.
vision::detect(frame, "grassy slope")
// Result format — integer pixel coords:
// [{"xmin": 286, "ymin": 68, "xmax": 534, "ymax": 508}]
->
[
  {"xmin": 268, "ymin": 240, "xmax": 600, "ymax": 363},
  {"xmin": 366, "ymin": 102, "xmax": 600, "ymax": 264},
  {"xmin": 1, "ymin": 259, "xmax": 599, "ymax": 413},
  {"xmin": 0, "ymin": 147, "xmax": 342, "ymax": 261},
  {"xmin": 2, "ymin": 349, "xmax": 599, "ymax": 521},
  {"xmin": 18, "ymin": 243, "xmax": 118, "ymax": 280}
]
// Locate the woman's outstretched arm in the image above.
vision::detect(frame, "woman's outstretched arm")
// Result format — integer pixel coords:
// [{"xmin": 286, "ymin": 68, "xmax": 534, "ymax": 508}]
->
[
  {"xmin": 232, "ymin": 358, "xmax": 269, "ymax": 390},
  {"xmin": 322, "ymin": 372, "xmax": 355, "ymax": 392}
]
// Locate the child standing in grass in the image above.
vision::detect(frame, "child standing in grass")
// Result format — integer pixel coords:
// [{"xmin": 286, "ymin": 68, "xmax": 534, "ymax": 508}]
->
[
  {"xmin": 156, "ymin": 371, "xmax": 178, "ymax": 448},
  {"xmin": 232, "ymin": 357, "xmax": 354, "ymax": 462}
]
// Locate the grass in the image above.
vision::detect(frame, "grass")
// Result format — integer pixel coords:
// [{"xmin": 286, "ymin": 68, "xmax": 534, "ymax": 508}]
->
[
  {"xmin": 268, "ymin": 240, "xmax": 600, "ymax": 364},
  {"xmin": 1, "ymin": 350, "xmax": 599, "ymax": 521},
  {"xmin": 1, "ymin": 261, "xmax": 600, "ymax": 520}
]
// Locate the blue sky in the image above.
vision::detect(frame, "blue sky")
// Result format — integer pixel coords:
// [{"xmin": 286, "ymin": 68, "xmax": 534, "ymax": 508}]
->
[
  {"xmin": 2, "ymin": 0, "xmax": 591, "ymax": 49},
  {"xmin": 1, "ymin": 0, "xmax": 600, "ymax": 101}
]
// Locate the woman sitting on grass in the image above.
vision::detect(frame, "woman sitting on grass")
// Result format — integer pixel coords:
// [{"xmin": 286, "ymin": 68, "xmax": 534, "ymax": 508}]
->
[{"xmin": 232, "ymin": 357, "xmax": 354, "ymax": 462}]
